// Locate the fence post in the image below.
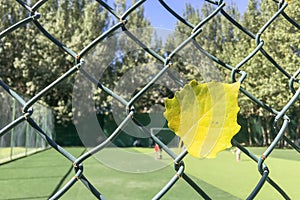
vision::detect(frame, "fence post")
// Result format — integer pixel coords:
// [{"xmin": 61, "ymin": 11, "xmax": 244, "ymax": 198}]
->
[
  {"xmin": 9, "ymin": 98, "xmax": 16, "ymax": 161},
  {"xmin": 25, "ymin": 122, "xmax": 29, "ymax": 156}
]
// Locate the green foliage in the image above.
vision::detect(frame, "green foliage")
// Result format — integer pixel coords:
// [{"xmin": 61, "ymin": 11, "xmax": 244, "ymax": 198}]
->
[
  {"xmin": 93, "ymin": 0, "xmax": 161, "ymax": 114},
  {"xmin": 167, "ymin": 1, "xmax": 300, "ymax": 146},
  {"xmin": 1, "ymin": 0, "xmax": 108, "ymax": 124},
  {"xmin": 1, "ymin": 1, "xmax": 299, "ymax": 144}
]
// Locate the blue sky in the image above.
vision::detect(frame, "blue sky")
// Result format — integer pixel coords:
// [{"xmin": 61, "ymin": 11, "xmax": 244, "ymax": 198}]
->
[
  {"xmin": 143, "ymin": 0, "xmax": 248, "ymax": 29},
  {"xmin": 107, "ymin": 1, "xmax": 249, "ymax": 30}
]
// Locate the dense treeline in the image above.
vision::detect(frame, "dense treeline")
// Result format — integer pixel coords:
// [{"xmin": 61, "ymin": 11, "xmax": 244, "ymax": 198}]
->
[
  {"xmin": 172, "ymin": 0, "xmax": 300, "ymax": 146},
  {"xmin": 0, "ymin": 0, "xmax": 299, "ymax": 146}
]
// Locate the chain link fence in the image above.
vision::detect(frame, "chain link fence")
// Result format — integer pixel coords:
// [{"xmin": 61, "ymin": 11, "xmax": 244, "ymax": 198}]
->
[{"xmin": 0, "ymin": 0, "xmax": 299, "ymax": 199}]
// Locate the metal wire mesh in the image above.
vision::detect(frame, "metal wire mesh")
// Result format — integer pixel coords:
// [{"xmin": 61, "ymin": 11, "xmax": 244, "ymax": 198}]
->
[
  {"xmin": 0, "ymin": 0, "xmax": 299, "ymax": 199},
  {"xmin": 0, "ymin": 89, "xmax": 54, "ymax": 163}
]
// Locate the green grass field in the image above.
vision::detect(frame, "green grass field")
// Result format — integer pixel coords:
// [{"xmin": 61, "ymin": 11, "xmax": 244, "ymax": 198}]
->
[{"xmin": 0, "ymin": 147, "xmax": 299, "ymax": 199}]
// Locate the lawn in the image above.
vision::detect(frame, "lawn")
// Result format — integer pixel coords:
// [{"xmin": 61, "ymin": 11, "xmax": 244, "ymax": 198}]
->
[{"xmin": 0, "ymin": 147, "xmax": 299, "ymax": 199}]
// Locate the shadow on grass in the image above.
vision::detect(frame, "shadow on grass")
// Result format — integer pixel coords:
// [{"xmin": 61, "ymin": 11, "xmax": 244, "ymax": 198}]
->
[
  {"xmin": 186, "ymin": 174, "xmax": 242, "ymax": 200},
  {"xmin": 48, "ymin": 148, "xmax": 87, "ymax": 198}
]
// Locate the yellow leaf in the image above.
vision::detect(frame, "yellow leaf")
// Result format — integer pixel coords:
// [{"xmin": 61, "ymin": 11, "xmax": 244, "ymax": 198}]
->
[{"xmin": 164, "ymin": 80, "xmax": 241, "ymax": 158}]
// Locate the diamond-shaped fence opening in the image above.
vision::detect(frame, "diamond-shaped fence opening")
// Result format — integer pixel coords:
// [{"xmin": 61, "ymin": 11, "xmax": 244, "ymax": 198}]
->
[{"xmin": 0, "ymin": 0, "xmax": 299, "ymax": 199}]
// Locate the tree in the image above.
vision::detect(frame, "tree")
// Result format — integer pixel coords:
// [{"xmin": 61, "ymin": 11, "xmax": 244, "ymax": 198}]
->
[
  {"xmin": 234, "ymin": 0, "xmax": 300, "ymax": 145},
  {"xmin": 230, "ymin": 0, "xmax": 265, "ymax": 145},
  {"xmin": 93, "ymin": 0, "xmax": 161, "ymax": 114},
  {"xmin": 261, "ymin": 0, "xmax": 300, "ymax": 144},
  {"xmin": 1, "ymin": 1, "xmax": 109, "ymax": 125},
  {"xmin": 0, "ymin": 1, "xmax": 28, "ymax": 91}
]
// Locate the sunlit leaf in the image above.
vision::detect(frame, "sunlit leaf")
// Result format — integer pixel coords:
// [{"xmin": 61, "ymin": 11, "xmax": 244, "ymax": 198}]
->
[{"xmin": 164, "ymin": 80, "xmax": 241, "ymax": 158}]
